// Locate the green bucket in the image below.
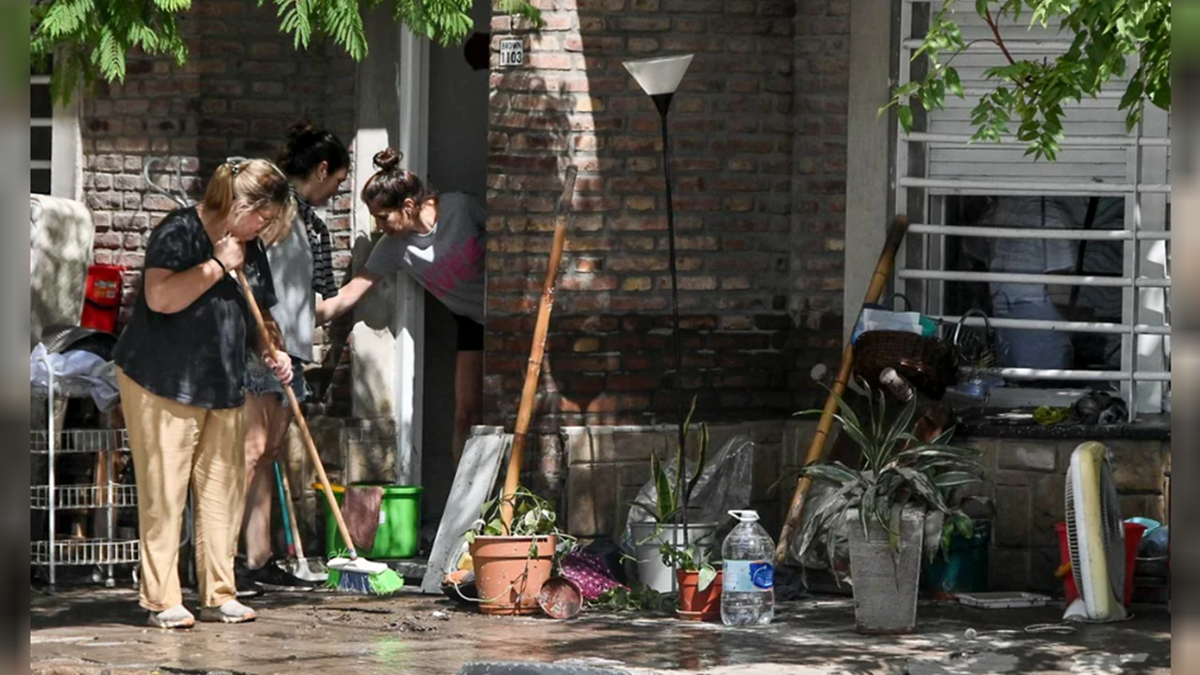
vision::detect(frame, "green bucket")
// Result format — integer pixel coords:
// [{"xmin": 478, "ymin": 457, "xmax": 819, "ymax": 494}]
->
[
  {"xmin": 922, "ymin": 520, "xmax": 991, "ymax": 596},
  {"xmin": 313, "ymin": 483, "xmax": 423, "ymax": 559}
]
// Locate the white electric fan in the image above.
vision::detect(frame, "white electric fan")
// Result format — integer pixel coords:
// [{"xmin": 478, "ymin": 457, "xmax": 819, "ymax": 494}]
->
[{"xmin": 1063, "ymin": 441, "xmax": 1127, "ymax": 622}]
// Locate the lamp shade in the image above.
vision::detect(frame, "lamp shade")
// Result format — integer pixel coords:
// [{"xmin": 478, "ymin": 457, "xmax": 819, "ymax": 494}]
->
[{"xmin": 622, "ymin": 54, "xmax": 694, "ymax": 96}]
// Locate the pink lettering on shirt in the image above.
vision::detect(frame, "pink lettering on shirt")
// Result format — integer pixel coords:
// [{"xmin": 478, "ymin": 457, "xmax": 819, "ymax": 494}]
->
[{"xmin": 425, "ymin": 235, "xmax": 484, "ymax": 299}]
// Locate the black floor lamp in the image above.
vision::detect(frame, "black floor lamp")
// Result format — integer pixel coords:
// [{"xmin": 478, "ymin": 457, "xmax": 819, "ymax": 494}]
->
[{"xmin": 623, "ymin": 54, "xmax": 696, "ymax": 539}]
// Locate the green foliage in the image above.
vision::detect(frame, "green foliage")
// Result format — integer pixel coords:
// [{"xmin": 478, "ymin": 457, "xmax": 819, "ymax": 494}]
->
[
  {"xmin": 657, "ymin": 539, "xmax": 718, "ymax": 590},
  {"xmin": 465, "ymin": 486, "xmax": 567, "ymax": 540},
  {"xmin": 30, "ymin": 0, "xmax": 543, "ymax": 104},
  {"xmin": 630, "ymin": 396, "xmax": 708, "ymax": 524},
  {"xmin": 591, "ymin": 582, "xmax": 672, "ymax": 613},
  {"xmin": 787, "ymin": 381, "xmax": 985, "ymax": 571},
  {"xmin": 884, "ymin": 0, "xmax": 1171, "ymax": 161}
]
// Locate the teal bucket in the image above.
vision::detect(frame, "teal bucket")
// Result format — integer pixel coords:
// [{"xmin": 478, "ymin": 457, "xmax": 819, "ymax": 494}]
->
[{"xmin": 922, "ymin": 520, "xmax": 991, "ymax": 596}]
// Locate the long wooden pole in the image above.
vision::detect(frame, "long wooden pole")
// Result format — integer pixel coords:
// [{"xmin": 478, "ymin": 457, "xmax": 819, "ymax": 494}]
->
[
  {"xmin": 774, "ymin": 215, "xmax": 909, "ymax": 565},
  {"xmin": 236, "ymin": 270, "xmax": 360, "ymax": 560},
  {"xmin": 499, "ymin": 166, "xmax": 578, "ymax": 529}
]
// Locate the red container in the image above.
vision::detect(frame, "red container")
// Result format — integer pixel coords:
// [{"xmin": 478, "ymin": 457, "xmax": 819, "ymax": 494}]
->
[
  {"xmin": 1056, "ymin": 521, "xmax": 1146, "ymax": 607},
  {"xmin": 80, "ymin": 265, "xmax": 124, "ymax": 334}
]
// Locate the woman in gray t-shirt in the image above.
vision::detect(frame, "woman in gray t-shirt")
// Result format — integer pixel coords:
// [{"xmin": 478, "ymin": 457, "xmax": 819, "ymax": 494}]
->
[
  {"xmin": 239, "ymin": 122, "xmax": 351, "ymax": 592},
  {"xmin": 317, "ymin": 147, "xmax": 486, "ymax": 465}
]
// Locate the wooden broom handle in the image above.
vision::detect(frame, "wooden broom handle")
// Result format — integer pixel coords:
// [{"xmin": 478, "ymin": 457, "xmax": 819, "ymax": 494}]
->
[
  {"xmin": 774, "ymin": 215, "xmax": 909, "ymax": 565},
  {"xmin": 500, "ymin": 166, "xmax": 578, "ymax": 529},
  {"xmin": 235, "ymin": 270, "xmax": 360, "ymax": 560}
]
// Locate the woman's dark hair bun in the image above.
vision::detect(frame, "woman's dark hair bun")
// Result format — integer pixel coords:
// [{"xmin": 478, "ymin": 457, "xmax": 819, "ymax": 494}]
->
[
  {"xmin": 279, "ymin": 117, "xmax": 349, "ymax": 177},
  {"xmin": 373, "ymin": 147, "xmax": 403, "ymax": 173},
  {"xmin": 284, "ymin": 118, "xmax": 316, "ymax": 144}
]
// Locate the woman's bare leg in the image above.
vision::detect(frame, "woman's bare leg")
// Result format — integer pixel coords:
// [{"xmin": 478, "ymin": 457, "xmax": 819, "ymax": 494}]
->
[
  {"xmin": 241, "ymin": 392, "xmax": 291, "ymax": 569},
  {"xmin": 452, "ymin": 350, "xmax": 484, "ymax": 465}
]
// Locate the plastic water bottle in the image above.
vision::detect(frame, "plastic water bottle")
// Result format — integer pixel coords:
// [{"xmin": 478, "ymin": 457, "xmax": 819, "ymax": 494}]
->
[{"xmin": 721, "ymin": 510, "xmax": 775, "ymax": 626}]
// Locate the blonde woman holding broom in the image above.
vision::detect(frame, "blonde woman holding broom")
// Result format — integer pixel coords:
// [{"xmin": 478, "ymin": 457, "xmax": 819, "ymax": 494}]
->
[
  {"xmin": 112, "ymin": 159, "xmax": 294, "ymax": 628},
  {"xmin": 316, "ymin": 148, "xmax": 487, "ymax": 465}
]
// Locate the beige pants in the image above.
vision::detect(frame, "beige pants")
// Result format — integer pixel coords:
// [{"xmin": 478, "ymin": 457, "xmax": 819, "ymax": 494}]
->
[{"xmin": 117, "ymin": 369, "xmax": 246, "ymax": 611}]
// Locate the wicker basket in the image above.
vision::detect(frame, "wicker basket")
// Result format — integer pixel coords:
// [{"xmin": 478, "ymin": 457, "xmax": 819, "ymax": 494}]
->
[{"xmin": 854, "ymin": 330, "xmax": 958, "ymax": 400}]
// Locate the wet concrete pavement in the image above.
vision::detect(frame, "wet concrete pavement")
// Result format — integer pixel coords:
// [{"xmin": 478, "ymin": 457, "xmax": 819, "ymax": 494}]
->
[{"xmin": 31, "ymin": 587, "xmax": 1171, "ymax": 675}]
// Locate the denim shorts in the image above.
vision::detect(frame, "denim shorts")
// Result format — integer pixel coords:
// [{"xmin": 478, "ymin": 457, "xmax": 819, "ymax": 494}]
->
[{"xmin": 244, "ymin": 354, "xmax": 310, "ymax": 403}]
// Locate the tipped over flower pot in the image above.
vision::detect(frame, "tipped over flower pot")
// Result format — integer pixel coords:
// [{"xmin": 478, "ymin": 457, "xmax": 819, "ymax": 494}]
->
[{"xmin": 469, "ymin": 535, "xmax": 557, "ymax": 615}]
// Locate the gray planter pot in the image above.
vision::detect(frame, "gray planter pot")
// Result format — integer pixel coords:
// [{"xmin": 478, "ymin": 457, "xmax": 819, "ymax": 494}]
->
[{"xmin": 847, "ymin": 506, "xmax": 925, "ymax": 635}]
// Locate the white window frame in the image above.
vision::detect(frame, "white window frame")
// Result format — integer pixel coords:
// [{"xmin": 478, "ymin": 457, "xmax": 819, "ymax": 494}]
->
[
  {"xmin": 30, "ymin": 67, "xmax": 81, "ymax": 200},
  {"xmin": 892, "ymin": 0, "xmax": 1171, "ymax": 419}
]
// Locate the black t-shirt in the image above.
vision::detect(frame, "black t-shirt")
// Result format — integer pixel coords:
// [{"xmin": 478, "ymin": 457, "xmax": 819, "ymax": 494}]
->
[{"xmin": 113, "ymin": 207, "xmax": 276, "ymax": 409}]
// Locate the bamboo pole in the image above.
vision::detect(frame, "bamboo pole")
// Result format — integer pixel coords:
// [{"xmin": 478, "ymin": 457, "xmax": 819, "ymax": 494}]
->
[
  {"xmin": 499, "ymin": 166, "xmax": 579, "ymax": 529},
  {"xmin": 774, "ymin": 215, "xmax": 909, "ymax": 566}
]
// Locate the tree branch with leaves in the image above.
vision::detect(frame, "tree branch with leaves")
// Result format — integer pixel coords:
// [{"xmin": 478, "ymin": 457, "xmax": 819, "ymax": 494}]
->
[
  {"xmin": 884, "ymin": 0, "xmax": 1170, "ymax": 160},
  {"xmin": 30, "ymin": 0, "xmax": 542, "ymax": 104}
]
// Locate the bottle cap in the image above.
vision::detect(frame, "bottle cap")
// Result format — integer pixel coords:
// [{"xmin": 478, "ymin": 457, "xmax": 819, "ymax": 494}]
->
[{"xmin": 728, "ymin": 510, "xmax": 759, "ymax": 523}]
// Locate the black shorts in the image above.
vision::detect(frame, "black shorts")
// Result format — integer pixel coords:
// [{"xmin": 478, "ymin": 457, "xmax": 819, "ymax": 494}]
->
[{"xmin": 454, "ymin": 314, "xmax": 484, "ymax": 352}]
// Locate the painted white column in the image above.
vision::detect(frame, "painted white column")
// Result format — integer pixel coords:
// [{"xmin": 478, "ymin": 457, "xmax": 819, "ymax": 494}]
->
[
  {"xmin": 351, "ymin": 7, "xmax": 426, "ymax": 486},
  {"xmin": 393, "ymin": 27, "xmax": 430, "ymax": 486},
  {"xmin": 842, "ymin": 0, "xmax": 896, "ymax": 342}
]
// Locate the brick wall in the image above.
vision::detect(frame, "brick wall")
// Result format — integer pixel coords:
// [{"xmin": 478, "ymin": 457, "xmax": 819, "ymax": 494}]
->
[
  {"xmin": 80, "ymin": 2, "xmax": 358, "ymax": 413},
  {"xmin": 485, "ymin": 0, "xmax": 850, "ymax": 432}
]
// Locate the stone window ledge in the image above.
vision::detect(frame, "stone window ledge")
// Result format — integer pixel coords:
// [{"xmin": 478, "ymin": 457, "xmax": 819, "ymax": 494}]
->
[{"xmin": 958, "ymin": 414, "xmax": 1170, "ymax": 441}]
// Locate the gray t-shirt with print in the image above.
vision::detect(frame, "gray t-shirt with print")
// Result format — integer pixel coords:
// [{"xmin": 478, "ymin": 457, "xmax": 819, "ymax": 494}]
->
[{"xmin": 364, "ymin": 192, "xmax": 487, "ymax": 325}]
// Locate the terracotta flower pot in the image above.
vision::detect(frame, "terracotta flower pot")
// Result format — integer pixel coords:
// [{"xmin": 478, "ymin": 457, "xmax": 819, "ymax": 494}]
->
[
  {"xmin": 676, "ymin": 568, "xmax": 723, "ymax": 622},
  {"xmin": 468, "ymin": 535, "xmax": 557, "ymax": 615}
]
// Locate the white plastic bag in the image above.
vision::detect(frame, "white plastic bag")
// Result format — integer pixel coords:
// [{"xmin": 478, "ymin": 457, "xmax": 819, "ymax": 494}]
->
[{"xmin": 622, "ymin": 436, "xmax": 754, "ymax": 552}]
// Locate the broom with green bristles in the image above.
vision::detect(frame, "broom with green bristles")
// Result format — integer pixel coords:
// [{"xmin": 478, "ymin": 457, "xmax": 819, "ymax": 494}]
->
[{"xmin": 236, "ymin": 270, "xmax": 403, "ymax": 596}]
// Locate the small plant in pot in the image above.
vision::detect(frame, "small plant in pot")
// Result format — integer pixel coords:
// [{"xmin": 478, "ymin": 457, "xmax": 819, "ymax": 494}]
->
[
  {"xmin": 629, "ymin": 399, "xmax": 718, "ymax": 594},
  {"xmin": 792, "ymin": 382, "xmax": 983, "ymax": 634},
  {"xmin": 659, "ymin": 540, "xmax": 723, "ymax": 621},
  {"xmin": 464, "ymin": 487, "xmax": 575, "ymax": 615}
]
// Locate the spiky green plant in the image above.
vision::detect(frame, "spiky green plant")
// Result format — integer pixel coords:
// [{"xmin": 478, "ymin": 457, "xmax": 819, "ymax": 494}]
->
[
  {"xmin": 630, "ymin": 396, "xmax": 708, "ymax": 526},
  {"xmin": 788, "ymin": 381, "xmax": 984, "ymax": 571}
]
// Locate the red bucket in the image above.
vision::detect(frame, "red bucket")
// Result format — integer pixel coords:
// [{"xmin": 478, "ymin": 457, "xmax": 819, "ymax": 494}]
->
[
  {"xmin": 80, "ymin": 264, "xmax": 124, "ymax": 334},
  {"xmin": 1056, "ymin": 521, "xmax": 1145, "ymax": 607}
]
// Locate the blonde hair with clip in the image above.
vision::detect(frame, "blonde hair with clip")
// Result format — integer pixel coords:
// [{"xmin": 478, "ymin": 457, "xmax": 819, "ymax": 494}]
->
[{"xmin": 201, "ymin": 158, "xmax": 295, "ymax": 246}]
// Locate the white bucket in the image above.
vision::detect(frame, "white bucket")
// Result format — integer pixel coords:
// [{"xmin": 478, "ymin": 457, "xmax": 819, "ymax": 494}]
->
[{"xmin": 629, "ymin": 521, "xmax": 718, "ymax": 594}]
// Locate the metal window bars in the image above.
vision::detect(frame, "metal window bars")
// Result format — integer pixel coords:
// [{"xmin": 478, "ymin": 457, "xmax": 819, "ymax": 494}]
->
[{"xmin": 894, "ymin": 0, "xmax": 1171, "ymax": 420}]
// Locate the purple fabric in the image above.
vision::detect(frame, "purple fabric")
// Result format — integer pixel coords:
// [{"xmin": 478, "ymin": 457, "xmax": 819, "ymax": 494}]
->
[{"xmin": 560, "ymin": 551, "xmax": 626, "ymax": 600}]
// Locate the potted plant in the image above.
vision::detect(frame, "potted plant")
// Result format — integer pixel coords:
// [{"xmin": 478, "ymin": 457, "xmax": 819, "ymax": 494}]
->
[
  {"xmin": 659, "ymin": 540, "xmax": 723, "ymax": 621},
  {"xmin": 464, "ymin": 487, "xmax": 575, "ymax": 615},
  {"xmin": 629, "ymin": 399, "xmax": 718, "ymax": 593},
  {"xmin": 793, "ymin": 382, "xmax": 983, "ymax": 634}
]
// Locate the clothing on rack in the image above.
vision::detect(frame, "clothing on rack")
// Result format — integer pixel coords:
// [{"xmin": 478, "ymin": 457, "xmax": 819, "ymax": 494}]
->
[{"xmin": 30, "ymin": 343, "xmax": 120, "ymax": 411}]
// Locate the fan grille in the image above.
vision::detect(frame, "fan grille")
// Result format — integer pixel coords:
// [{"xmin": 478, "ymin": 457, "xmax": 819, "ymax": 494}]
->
[
  {"xmin": 1100, "ymin": 458, "xmax": 1125, "ymax": 604},
  {"xmin": 1065, "ymin": 472, "xmax": 1085, "ymax": 596}
]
